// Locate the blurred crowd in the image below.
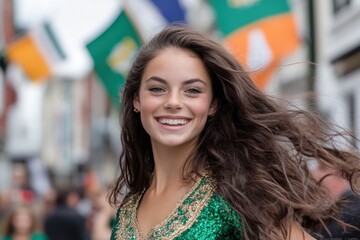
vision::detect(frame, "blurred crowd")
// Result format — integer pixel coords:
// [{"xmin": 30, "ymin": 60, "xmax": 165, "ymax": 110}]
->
[{"xmin": 0, "ymin": 161, "xmax": 116, "ymax": 240}]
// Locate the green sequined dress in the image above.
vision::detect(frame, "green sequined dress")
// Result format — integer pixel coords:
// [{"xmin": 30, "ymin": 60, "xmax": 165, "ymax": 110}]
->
[{"xmin": 110, "ymin": 176, "xmax": 242, "ymax": 240}]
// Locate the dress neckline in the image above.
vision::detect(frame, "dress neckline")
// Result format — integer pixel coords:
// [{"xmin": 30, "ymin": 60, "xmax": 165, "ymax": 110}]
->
[
  {"xmin": 133, "ymin": 176, "xmax": 204, "ymax": 239},
  {"xmin": 115, "ymin": 174, "xmax": 215, "ymax": 240}
]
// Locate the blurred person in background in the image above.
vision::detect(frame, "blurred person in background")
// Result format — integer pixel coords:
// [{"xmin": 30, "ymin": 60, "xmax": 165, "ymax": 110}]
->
[
  {"xmin": 1, "ymin": 162, "xmax": 36, "ymax": 207},
  {"xmin": 44, "ymin": 186, "xmax": 89, "ymax": 240},
  {"xmin": 1, "ymin": 204, "xmax": 47, "ymax": 240},
  {"xmin": 38, "ymin": 188, "xmax": 57, "ymax": 219},
  {"xmin": 89, "ymin": 188, "xmax": 116, "ymax": 240},
  {"xmin": 309, "ymin": 160, "xmax": 360, "ymax": 238}
]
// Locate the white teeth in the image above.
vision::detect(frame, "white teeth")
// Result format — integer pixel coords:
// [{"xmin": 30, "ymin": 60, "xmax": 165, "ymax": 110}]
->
[{"xmin": 159, "ymin": 118, "xmax": 188, "ymax": 125}]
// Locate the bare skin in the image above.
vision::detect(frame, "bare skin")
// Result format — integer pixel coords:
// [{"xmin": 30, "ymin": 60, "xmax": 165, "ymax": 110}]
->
[
  {"xmin": 289, "ymin": 223, "xmax": 316, "ymax": 240},
  {"xmin": 136, "ymin": 174, "xmax": 193, "ymax": 236}
]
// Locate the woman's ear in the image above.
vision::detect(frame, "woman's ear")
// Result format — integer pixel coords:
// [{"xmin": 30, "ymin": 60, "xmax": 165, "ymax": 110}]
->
[
  {"xmin": 133, "ymin": 95, "xmax": 140, "ymax": 112},
  {"xmin": 209, "ymin": 99, "xmax": 217, "ymax": 116}
]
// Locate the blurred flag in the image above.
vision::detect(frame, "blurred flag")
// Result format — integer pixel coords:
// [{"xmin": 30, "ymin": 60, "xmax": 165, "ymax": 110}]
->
[
  {"xmin": 6, "ymin": 0, "xmax": 124, "ymax": 82},
  {"xmin": 86, "ymin": 11, "xmax": 142, "ymax": 106},
  {"xmin": 124, "ymin": 0, "xmax": 168, "ymax": 41},
  {"xmin": 149, "ymin": 0, "xmax": 186, "ymax": 23},
  {"xmin": 48, "ymin": 0, "xmax": 122, "ymax": 80},
  {"xmin": 5, "ymin": 23, "xmax": 65, "ymax": 82},
  {"xmin": 209, "ymin": 0, "xmax": 300, "ymax": 89}
]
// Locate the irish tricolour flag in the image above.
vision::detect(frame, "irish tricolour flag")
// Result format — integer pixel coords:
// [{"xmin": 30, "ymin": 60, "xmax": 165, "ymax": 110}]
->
[{"xmin": 209, "ymin": 0, "xmax": 300, "ymax": 89}]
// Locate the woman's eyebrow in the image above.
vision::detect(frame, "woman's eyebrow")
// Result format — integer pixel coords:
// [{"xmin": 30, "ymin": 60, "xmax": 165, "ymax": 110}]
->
[
  {"xmin": 145, "ymin": 76, "xmax": 166, "ymax": 83},
  {"xmin": 183, "ymin": 79, "xmax": 207, "ymax": 86},
  {"xmin": 145, "ymin": 76, "xmax": 207, "ymax": 86}
]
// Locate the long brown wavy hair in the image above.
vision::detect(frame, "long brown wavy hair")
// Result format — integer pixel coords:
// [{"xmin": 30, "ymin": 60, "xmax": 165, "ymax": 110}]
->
[{"xmin": 109, "ymin": 25, "xmax": 360, "ymax": 239}]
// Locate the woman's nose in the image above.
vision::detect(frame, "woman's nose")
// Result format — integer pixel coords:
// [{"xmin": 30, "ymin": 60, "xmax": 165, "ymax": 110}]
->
[{"xmin": 164, "ymin": 92, "xmax": 183, "ymax": 109}]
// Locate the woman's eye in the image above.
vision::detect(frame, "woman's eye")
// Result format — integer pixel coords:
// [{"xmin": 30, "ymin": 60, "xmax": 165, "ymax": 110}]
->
[
  {"xmin": 186, "ymin": 88, "xmax": 201, "ymax": 94},
  {"xmin": 149, "ymin": 87, "xmax": 165, "ymax": 93}
]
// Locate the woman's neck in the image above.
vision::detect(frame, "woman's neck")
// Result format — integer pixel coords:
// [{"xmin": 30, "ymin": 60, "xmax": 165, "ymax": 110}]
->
[{"xmin": 150, "ymin": 143, "xmax": 196, "ymax": 194}]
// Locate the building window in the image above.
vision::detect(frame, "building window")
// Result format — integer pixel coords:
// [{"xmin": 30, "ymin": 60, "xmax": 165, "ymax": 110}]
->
[
  {"xmin": 332, "ymin": 0, "xmax": 351, "ymax": 14},
  {"xmin": 332, "ymin": 45, "xmax": 360, "ymax": 77}
]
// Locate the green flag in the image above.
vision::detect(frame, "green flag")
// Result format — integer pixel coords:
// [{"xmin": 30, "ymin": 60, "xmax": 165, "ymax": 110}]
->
[
  {"xmin": 208, "ymin": 0, "xmax": 290, "ymax": 36},
  {"xmin": 208, "ymin": 0, "xmax": 298, "ymax": 89},
  {"xmin": 86, "ymin": 11, "xmax": 141, "ymax": 106}
]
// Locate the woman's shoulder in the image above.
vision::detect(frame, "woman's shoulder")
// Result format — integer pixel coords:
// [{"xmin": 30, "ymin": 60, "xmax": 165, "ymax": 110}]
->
[
  {"xmin": 176, "ymin": 184, "xmax": 242, "ymax": 239},
  {"xmin": 110, "ymin": 193, "xmax": 140, "ymax": 240},
  {"xmin": 202, "ymin": 176, "xmax": 242, "ymax": 225},
  {"xmin": 115, "ymin": 192, "xmax": 140, "ymax": 218},
  {"xmin": 202, "ymin": 176, "xmax": 242, "ymax": 221},
  {"xmin": 208, "ymin": 192, "xmax": 242, "ymax": 225}
]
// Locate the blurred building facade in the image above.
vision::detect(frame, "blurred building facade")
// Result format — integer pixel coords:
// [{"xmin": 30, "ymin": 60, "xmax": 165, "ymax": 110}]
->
[
  {"xmin": 314, "ymin": 0, "xmax": 360, "ymax": 148},
  {"xmin": 272, "ymin": 0, "xmax": 360, "ymax": 148}
]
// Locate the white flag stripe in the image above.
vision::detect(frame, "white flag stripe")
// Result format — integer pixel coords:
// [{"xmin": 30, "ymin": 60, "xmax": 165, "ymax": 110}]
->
[
  {"xmin": 30, "ymin": 24, "xmax": 64, "ymax": 67},
  {"xmin": 50, "ymin": 0, "xmax": 123, "ymax": 44},
  {"xmin": 247, "ymin": 28, "xmax": 273, "ymax": 71},
  {"xmin": 47, "ymin": 0, "xmax": 124, "ymax": 80},
  {"xmin": 125, "ymin": 0, "xmax": 167, "ymax": 42}
]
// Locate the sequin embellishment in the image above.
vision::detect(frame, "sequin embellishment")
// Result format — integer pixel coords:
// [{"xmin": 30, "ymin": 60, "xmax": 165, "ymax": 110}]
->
[{"xmin": 115, "ymin": 176, "xmax": 215, "ymax": 240}]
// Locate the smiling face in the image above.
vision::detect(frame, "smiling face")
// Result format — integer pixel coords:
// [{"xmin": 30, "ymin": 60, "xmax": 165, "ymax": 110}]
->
[{"xmin": 133, "ymin": 47, "xmax": 216, "ymax": 149}]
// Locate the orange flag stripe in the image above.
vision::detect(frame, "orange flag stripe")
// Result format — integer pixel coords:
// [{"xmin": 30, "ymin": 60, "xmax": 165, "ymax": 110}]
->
[
  {"xmin": 224, "ymin": 13, "xmax": 299, "ymax": 88},
  {"xmin": 6, "ymin": 35, "xmax": 51, "ymax": 82}
]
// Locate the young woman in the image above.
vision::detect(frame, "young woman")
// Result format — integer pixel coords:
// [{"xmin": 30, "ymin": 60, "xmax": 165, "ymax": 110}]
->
[{"xmin": 109, "ymin": 26, "xmax": 360, "ymax": 239}]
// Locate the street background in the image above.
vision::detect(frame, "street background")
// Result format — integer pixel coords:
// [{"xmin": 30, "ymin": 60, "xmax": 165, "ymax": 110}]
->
[{"xmin": 0, "ymin": 0, "xmax": 359, "ymax": 239}]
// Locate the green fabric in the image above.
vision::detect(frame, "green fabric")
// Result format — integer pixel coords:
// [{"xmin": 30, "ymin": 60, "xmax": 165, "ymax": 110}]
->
[
  {"xmin": 3, "ymin": 232, "xmax": 48, "ymax": 240},
  {"xmin": 110, "ymin": 177, "xmax": 242, "ymax": 239}
]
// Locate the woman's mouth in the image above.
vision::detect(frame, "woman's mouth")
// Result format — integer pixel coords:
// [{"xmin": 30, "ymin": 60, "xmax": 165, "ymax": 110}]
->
[{"xmin": 158, "ymin": 118, "xmax": 189, "ymax": 126}]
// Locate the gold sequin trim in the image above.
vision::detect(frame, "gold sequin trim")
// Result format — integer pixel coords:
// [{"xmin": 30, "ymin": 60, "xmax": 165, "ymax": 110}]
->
[{"xmin": 115, "ymin": 176, "xmax": 215, "ymax": 240}]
